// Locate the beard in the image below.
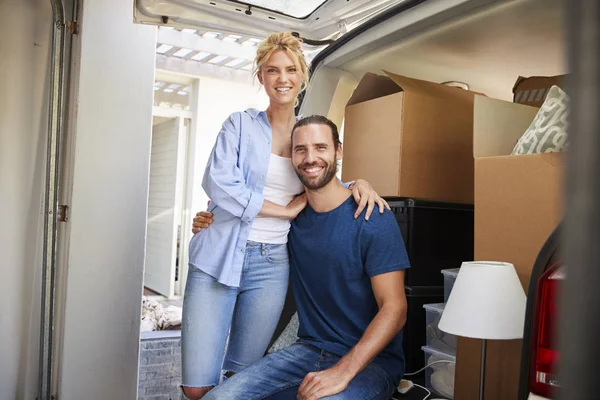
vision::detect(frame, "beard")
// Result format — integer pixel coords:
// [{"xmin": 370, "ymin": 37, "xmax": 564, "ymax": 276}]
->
[{"xmin": 295, "ymin": 156, "xmax": 338, "ymax": 190}]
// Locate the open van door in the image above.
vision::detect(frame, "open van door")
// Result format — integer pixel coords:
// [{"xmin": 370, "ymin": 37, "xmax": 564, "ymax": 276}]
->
[
  {"xmin": 134, "ymin": 0, "xmax": 407, "ymax": 41},
  {"xmin": 145, "ymin": 117, "xmax": 188, "ymax": 298}
]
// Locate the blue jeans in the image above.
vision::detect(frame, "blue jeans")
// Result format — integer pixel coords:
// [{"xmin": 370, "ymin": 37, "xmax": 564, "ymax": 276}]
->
[
  {"xmin": 181, "ymin": 241, "xmax": 290, "ymax": 389},
  {"xmin": 203, "ymin": 343, "xmax": 396, "ymax": 400}
]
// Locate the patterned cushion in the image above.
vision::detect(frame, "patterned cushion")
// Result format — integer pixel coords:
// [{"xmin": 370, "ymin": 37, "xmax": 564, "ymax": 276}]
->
[{"xmin": 511, "ymin": 85, "xmax": 569, "ymax": 155}]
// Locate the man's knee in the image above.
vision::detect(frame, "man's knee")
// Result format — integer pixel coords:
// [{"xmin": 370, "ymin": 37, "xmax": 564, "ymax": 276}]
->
[
  {"xmin": 182, "ymin": 385, "xmax": 213, "ymax": 400},
  {"xmin": 321, "ymin": 367, "xmax": 394, "ymax": 400}
]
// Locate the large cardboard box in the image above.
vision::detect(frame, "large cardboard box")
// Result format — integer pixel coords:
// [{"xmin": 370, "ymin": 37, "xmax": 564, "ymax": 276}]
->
[
  {"xmin": 454, "ymin": 96, "xmax": 565, "ymax": 400},
  {"xmin": 341, "ymin": 71, "xmax": 476, "ymax": 204}
]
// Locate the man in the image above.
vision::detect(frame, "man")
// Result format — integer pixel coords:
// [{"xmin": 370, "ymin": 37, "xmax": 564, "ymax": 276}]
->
[{"xmin": 200, "ymin": 115, "xmax": 410, "ymax": 399}]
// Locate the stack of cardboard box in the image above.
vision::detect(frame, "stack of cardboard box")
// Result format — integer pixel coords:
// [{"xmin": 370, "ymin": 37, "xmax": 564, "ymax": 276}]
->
[
  {"xmin": 342, "ymin": 72, "xmax": 565, "ymax": 399},
  {"xmin": 456, "ymin": 76, "xmax": 565, "ymax": 400}
]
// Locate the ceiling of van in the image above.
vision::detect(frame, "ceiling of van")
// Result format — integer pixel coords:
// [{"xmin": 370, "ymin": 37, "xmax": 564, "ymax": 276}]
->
[
  {"xmin": 231, "ymin": 0, "xmax": 327, "ymax": 18},
  {"xmin": 335, "ymin": 0, "xmax": 566, "ymax": 101},
  {"xmin": 135, "ymin": 0, "xmax": 402, "ymax": 41}
]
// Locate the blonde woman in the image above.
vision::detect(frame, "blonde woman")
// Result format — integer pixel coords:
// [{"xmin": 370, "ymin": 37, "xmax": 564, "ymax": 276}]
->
[{"xmin": 181, "ymin": 32, "xmax": 388, "ymax": 400}]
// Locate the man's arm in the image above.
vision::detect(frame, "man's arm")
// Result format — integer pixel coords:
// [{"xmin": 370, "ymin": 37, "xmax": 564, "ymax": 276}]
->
[{"xmin": 297, "ymin": 270, "xmax": 407, "ymax": 400}]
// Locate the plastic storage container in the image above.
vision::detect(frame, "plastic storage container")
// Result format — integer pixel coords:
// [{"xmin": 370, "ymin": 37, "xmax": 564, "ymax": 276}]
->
[
  {"xmin": 442, "ymin": 268, "xmax": 460, "ymax": 302},
  {"xmin": 423, "ymin": 303, "xmax": 457, "ymax": 354},
  {"xmin": 422, "ymin": 345, "xmax": 456, "ymax": 399},
  {"xmin": 385, "ymin": 197, "xmax": 474, "ymax": 287}
]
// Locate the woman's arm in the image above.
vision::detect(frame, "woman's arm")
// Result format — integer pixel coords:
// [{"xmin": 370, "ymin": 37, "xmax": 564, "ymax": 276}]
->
[
  {"xmin": 347, "ymin": 179, "xmax": 391, "ymax": 220},
  {"xmin": 201, "ymin": 113, "xmax": 264, "ymax": 223},
  {"xmin": 258, "ymin": 195, "xmax": 307, "ymax": 220},
  {"xmin": 192, "ymin": 194, "xmax": 306, "ymax": 234}
]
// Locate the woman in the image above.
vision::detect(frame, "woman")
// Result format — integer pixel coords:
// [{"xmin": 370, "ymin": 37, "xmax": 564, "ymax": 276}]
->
[{"xmin": 181, "ymin": 32, "xmax": 388, "ymax": 400}]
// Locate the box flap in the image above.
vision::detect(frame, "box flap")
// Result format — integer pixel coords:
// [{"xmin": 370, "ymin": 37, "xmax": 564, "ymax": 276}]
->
[
  {"xmin": 346, "ymin": 72, "xmax": 403, "ymax": 106},
  {"xmin": 384, "ymin": 70, "xmax": 478, "ymax": 100},
  {"xmin": 347, "ymin": 71, "xmax": 478, "ymax": 106},
  {"xmin": 473, "ymin": 96, "xmax": 539, "ymax": 157}
]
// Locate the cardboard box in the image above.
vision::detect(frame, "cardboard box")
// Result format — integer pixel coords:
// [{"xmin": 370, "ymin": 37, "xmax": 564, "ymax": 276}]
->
[
  {"xmin": 454, "ymin": 96, "xmax": 565, "ymax": 400},
  {"xmin": 513, "ymin": 74, "xmax": 568, "ymax": 107},
  {"xmin": 341, "ymin": 71, "xmax": 476, "ymax": 203}
]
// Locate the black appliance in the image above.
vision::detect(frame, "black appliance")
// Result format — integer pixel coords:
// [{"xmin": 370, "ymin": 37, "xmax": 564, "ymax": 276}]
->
[
  {"xmin": 386, "ymin": 197, "xmax": 474, "ymax": 378},
  {"xmin": 386, "ymin": 197, "xmax": 474, "ymax": 287}
]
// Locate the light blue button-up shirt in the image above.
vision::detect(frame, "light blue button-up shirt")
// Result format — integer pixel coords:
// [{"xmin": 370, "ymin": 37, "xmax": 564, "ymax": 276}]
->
[
  {"xmin": 189, "ymin": 108, "xmax": 352, "ymax": 287},
  {"xmin": 189, "ymin": 108, "xmax": 280, "ymax": 287}
]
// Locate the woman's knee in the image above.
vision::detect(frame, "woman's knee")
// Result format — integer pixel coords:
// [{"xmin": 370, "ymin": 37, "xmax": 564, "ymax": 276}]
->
[{"xmin": 182, "ymin": 385, "xmax": 213, "ymax": 400}]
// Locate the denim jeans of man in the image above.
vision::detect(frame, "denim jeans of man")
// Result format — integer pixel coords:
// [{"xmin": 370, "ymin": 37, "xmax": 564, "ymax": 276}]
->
[
  {"xmin": 203, "ymin": 342, "xmax": 396, "ymax": 400},
  {"xmin": 181, "ymin": 241, "xmax": 290, "ymax": 390}
]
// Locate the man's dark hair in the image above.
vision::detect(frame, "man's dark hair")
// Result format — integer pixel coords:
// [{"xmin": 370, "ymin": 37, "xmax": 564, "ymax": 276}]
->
[{"xmin": 291, "ymin": 115, "xmax": 342, "ymax": 148}]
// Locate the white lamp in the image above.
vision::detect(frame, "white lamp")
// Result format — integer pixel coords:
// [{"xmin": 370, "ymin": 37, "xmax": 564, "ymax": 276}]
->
[{"xmin": 438, "ymin": 261, "xmax": 527, "ymax": 400}]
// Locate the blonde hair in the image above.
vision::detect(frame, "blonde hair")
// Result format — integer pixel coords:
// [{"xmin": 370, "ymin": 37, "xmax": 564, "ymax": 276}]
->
[{"xmin": 254, "ymin": 32, "xmax": 310, "ymax": 97}]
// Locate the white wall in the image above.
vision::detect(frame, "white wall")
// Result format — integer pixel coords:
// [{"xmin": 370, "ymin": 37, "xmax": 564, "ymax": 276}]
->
[
  {"xmin": 0, "ymin": 0, "xmax": 52, "ymax": 398},
  {"xmin": 191, "ymin": 78, "xmax": 269, "ymax": 213},
  {"xmin": 57, "ymin": 0, "xmax": 156, "ymax": 398}
]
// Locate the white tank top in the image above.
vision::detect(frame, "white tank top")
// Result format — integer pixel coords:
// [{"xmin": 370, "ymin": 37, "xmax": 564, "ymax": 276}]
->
[{"xmin": 248, "ymin": 154, "xmax": 304, "ymax": 244}]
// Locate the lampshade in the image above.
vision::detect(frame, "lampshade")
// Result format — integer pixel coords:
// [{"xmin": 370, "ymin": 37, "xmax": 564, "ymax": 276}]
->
[{"xmin": 438, "ymin": 261, "xmax": 527, "ymax": 340}]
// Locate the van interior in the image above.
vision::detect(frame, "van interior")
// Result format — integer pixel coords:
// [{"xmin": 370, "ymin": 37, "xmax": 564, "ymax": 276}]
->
[
  {"xmin": 301, "ymin": 0, "xmax": 564, "ymax": 124},
  {"xmin": 295, "ymin": 0, "xmax": 566, "ymax": 399}
]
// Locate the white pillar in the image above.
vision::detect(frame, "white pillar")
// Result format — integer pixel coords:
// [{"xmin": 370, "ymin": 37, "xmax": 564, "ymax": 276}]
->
[{"xmin": 57, "ymin": 0, "xmax": 156, "ymax": 397}]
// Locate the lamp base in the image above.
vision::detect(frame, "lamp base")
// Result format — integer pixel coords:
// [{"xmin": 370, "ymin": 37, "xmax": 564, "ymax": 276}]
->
[{"xmin": 479, "ymin": 339, "xmax": 487, "ymax": 400}]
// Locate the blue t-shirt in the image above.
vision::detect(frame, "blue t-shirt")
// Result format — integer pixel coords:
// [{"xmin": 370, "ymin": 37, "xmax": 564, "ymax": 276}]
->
[{"xmin": 289, "ymin": 194, "xmax": 410, "ymax": 384}]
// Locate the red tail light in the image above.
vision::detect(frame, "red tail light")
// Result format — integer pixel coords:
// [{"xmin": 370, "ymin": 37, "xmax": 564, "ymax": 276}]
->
[{"xmin": 530, "ymin": 262, "xmax": 564, "ymax": 398}]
